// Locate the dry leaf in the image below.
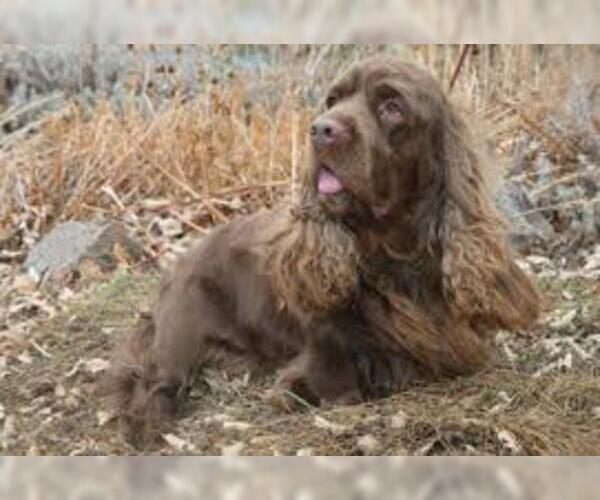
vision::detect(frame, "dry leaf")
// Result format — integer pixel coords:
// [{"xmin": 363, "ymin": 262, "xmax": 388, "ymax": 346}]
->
[
  {"xmin": 557, "ymin": 352, "xmax": 573, "ymax": 371},
  {"xmin": 84, "ymin": 358, "xmax": 110, "ymax": 374},
  {"xmin": 12, "ymin": 274, "xmax": 38, "ymax": 293},
  {"xmin": 390, "ymin": 410, "xmax": 408, "ymax": 429},
  {"xmin": 142, "ymin": 198, "xmax": 172, "ymax": 210},
  {"xmin": 497, "ymin": 429, "xmax": 522, "ymax": 454},
  {"xmin": 223, "ymin": 421, "xmax": 252, "ymax": 432},
  {"xmin": 54, "ymin": 384, "xmax": 66, "ymax": 398},
  {"xmin": 97, "ymin": 410, "xmax": 115, "ymax": 426},
  {"xmin": 163, "ymin": 433, "xmax": 195, "ymax": 452},
  {"xmin": 550, "ymin": 309, "xmax": 577, "ymax": 329},
  {"xmin": 357, "ymin": 434, "xmax": 380, "ymax": 455},
  {"xmin": 17, "ymin": 352, "xmax": 33, "ymax": 365},
  {"xmin": 66, "ymin": 359, "xmax": 85, "ymax": 378},
  {"xmin": 313, "ymin": 415, "xmax": 351, "ymax": 436}
]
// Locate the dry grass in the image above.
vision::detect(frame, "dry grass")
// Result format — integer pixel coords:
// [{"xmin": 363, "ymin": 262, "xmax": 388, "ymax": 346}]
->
[
  {"xmin": 1, "ymin": 45, "xmax": 598, "ymax": 252},
  {"xmin": 0, "ymin": 81, "xmax": 305, "ymax": 237}
]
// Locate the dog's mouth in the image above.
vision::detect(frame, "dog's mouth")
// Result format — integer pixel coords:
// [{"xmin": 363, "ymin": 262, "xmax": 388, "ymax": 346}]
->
[{"xmin": 317, "ymin": 165, "xmax": 344, "ymax": 195}]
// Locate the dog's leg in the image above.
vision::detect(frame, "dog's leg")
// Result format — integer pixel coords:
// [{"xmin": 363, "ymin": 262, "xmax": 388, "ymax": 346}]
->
[
  {"xmin": 107, "ymin": 273, "xmax": 239, "ymax": 444},
  {"xmin": 268, "ymin": 323, "xmax": 365, "ymax": 410},
  {"xmin": 268, "ymin": 325, "xmax": 425, "ymax": 411}
]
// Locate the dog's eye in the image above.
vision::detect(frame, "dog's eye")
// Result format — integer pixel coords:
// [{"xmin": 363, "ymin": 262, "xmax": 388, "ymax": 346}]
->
[
  {"xmin": 378, "ymin": 98, "xmax": 405, "ymax": 125},
  {"xmin": 325, "ymin": 95, "xmax": 338, "ymax": 109}
]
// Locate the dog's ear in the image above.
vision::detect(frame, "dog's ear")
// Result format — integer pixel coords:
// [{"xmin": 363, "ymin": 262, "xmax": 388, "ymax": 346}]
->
[{"xmin": 422, "ymin": 100, "xmax": 539, "ymax": 330}]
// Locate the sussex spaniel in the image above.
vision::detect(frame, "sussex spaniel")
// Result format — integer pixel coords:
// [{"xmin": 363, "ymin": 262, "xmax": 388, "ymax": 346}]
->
[{"xmin": 106, "ymin": 57, "xmax": 540, "ymax": 434}]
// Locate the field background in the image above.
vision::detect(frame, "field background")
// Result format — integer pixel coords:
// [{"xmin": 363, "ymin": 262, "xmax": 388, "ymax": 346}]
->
[{"xmin": 0, "ymin": 44, "xmax": 599, "ymax": 456}]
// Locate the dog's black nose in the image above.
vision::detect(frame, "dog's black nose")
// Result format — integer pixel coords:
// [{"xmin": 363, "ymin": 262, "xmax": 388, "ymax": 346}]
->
[{"xmin": 310, "ymin": 117, "xmax": 349, "ymax": 150}]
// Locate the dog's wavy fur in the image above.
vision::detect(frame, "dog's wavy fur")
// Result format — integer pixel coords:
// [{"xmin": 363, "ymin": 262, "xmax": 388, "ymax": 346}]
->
[{"xmin": 104, "ymin": 57, "xmax": 539, "ymax": 441}]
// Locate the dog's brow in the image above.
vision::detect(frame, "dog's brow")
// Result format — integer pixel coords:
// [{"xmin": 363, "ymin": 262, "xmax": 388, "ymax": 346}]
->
[
  {"xmin": 330, "ymin": 82, "xmax": 354, "ymax": 99},
  {"xmin": 365, "ymin": 76, "xmax": 409, "ymax": 106},
  {"xmin": 364, "ymin": 65, "xmax": 400, "ymax": 84},
  {"xmin": 374, "ymin": 81, "xmax": 399, "ymax": 95},
  {"xmin": 329, "ymin": 67, "xmax": 361, "ymax": 99}
]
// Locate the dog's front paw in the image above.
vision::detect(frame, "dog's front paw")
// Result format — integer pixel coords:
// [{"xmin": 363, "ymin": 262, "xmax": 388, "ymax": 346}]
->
[{"xmin": 263, "ymin": 372, "xmax": 321, "ymax": 412}]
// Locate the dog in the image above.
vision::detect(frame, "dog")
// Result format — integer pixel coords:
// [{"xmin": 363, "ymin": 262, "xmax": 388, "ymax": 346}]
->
[{"xmin": 105, "ymin": 56, "xmax": 540, "ymax": 437}]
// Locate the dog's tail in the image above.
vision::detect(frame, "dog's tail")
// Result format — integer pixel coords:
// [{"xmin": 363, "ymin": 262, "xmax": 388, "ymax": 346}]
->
[{"xmin": 101, "ymin": 313, "xmax": 177, "ymax": 443}]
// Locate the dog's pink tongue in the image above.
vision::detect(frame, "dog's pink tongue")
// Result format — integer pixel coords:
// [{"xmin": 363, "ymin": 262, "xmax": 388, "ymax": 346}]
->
[{"xmin": 318, "ymin": 168, "xmax": 343, "ymax": 194}]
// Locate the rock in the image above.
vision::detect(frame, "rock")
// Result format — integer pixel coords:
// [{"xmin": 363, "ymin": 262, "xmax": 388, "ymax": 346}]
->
[
  {"xmin": 23, "ymin": 221, "xmax": 142, "ymax": 281},
  {"xmin": 497, "ymin": 181, "xmax": 556, "ymax": 251}
]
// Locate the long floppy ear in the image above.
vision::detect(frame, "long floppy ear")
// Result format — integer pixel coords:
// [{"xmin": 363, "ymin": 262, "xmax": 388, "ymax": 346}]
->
[{"xmin": 425, "ymin": 101, "xmax": 540, "ymax": 331}]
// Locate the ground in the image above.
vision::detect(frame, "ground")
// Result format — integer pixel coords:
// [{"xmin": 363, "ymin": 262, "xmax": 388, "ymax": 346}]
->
[{"xmin": 1, "ymin": 261, "xmax": 599, "ymax": 455}]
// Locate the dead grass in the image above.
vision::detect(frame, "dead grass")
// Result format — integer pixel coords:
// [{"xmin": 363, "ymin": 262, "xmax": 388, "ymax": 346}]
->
[
  {"xmin": 0, "ymin": 80, "xmax": 311, "ymax": 243},
  {"xmin": 1, "ymin": 45, "xmax": 598, "ymax": 251}
]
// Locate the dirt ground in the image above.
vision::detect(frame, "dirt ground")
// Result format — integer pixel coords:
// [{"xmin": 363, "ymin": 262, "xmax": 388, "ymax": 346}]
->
[{"xmin": 1, "ymin": 260, "xmax": 599, "ymax": 456}]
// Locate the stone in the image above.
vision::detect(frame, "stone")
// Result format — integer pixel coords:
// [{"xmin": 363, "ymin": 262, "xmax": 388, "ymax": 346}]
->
[{"xmin": 23, "ymin": 221, "xmax": 142, "ymax": 281}]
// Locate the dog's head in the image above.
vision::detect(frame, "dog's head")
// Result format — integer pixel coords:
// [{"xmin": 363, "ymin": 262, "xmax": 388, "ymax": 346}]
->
[
  {"xmin": 307, "ymin": 57, "xmax": 448, "ymax": 225},
  {"xmin": 301, "ymin": 56, "xmax": 539, "ymax": 331}
]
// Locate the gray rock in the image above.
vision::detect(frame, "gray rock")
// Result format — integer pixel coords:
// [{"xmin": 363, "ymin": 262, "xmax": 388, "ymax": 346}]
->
[{"xmin": 23, "ymin": 221, "xmax": 141, "ymax": 281}]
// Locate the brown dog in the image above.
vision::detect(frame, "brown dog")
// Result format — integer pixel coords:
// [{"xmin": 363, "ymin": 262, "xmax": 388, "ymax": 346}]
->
[{"xmin": 106, "ymin": 57, "xmax": 539, "ymax": 435}]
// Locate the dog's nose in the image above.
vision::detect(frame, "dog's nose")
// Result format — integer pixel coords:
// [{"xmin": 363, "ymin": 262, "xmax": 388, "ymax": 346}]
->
[{"xmin": 310, "ymin": 117, "xmax": 349, "ymax": 150}]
